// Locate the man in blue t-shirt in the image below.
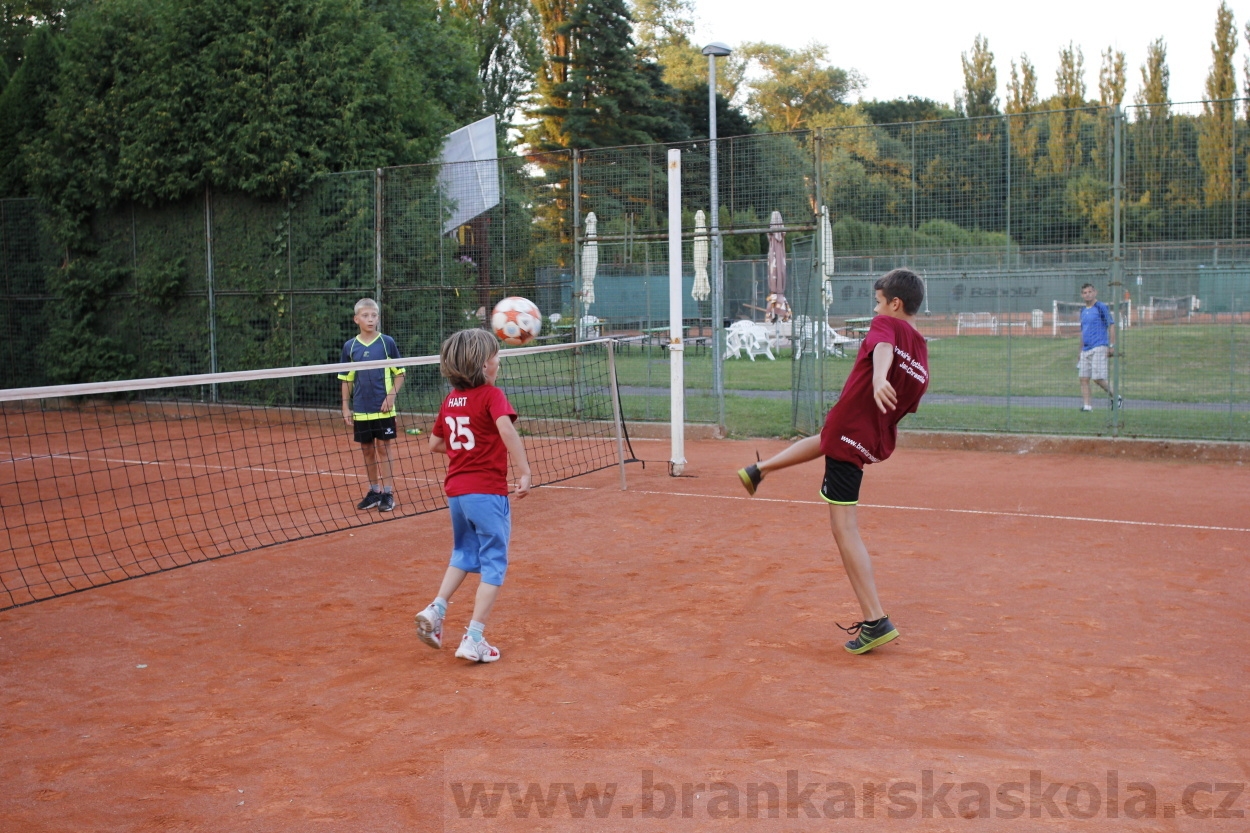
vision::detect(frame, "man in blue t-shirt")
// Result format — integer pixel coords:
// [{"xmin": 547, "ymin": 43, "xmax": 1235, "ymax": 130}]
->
[{"xmin": 1077, "ymin": 283, "xmax": 1118, "ymax": 412}]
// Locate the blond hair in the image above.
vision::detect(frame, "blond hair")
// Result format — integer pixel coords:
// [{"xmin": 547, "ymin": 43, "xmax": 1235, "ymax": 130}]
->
[
  {"xmin": 354, "ymin": 298, "xmax": 379, "ymax": 314},
  {"xmin": 440, "ymin": 328, "xmax": 498, "ymax": 390}
]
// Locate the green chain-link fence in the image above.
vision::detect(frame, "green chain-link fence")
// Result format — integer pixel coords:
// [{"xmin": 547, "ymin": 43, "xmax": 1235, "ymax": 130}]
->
[{"xmin": 2, "ymin": 102, "xmax": 1247, "ymax": 440}]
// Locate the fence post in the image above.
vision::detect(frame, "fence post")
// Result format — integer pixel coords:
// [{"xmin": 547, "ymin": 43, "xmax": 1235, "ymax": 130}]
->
[
  {"xmin": 375, "ymin": 169, "xmax": 384, "ymax": 308},
  {"xmin": 710, "ymin": 138, "xmax": 725, "ymax": 434},
  {"xmin": 204, "ymin": 187, "xmax": 218, "ymax": 399},
  {"xmin": 1110, "ymin": 106, "xmax": 1124, "ymax": 435},
  {"xmin": 813, "ymin": 129, "xmax": 825, "ymax": 418},
  {"xmin": 572, "ymin": 149, "xmax": 581, "ymax": 338}
]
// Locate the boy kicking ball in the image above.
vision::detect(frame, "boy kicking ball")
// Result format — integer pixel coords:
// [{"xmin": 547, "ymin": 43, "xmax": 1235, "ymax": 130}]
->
[
  {"xmin": 415, "ymin": 329, "xmax": 531, "ymax": 663},
  {"xmin": 737, "ymin": 269, "xmax": 930, "ymax": 655}
]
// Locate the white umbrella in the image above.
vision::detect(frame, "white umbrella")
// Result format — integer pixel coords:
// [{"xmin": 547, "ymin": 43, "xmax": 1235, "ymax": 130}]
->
[
  {"xmin": 581, "ymin": 212, "xmax": 598, "ymax": 307},
  {"xmin": 820, "ymin": 206, "xmax": 835, "ymax": 312},
  {"xmin": 692, "ymin": 210, "xmax": 710, "ymax": 301}
]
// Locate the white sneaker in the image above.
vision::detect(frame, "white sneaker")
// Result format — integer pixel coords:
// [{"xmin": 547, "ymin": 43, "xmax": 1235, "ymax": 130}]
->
[
  {"xmin": 454, "ymin": 633, "xmax": 500, "ymax": 663},
  {"xmin": 415, "ymin": 604, "xmax": 444, "ymax": 649}
]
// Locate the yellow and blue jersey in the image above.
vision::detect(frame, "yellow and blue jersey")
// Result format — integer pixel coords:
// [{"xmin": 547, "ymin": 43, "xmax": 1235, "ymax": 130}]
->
[{"xmin": 338, "ymin": 334, "xmax": 404, "ymax": 420}]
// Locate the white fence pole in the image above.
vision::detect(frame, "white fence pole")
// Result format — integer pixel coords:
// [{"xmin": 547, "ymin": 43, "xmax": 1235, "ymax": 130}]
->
[{"xmin": 668, "ymin": 149, "xmax": 686, "ymax": 476}]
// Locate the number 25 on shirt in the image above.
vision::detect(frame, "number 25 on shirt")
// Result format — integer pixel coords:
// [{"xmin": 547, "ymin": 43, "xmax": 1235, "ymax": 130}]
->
[{"xmin": 444, "ymin": 416, "xmax": 476, "ymax": 450}]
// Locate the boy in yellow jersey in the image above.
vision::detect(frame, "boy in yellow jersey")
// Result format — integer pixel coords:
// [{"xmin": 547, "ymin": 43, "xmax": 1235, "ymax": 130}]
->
[{"xmin": 339, "ymin": 298, "xmax": 405, "ymax": 512}]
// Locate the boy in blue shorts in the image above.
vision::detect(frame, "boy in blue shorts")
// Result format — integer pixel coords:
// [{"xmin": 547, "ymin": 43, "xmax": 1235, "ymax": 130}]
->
[
  {"xmin": 415, "ymin": 329, "xmax": 531, "ymax": 663},
  {"xmin": 736, "ymin": 269, "xmax": 930, "ymax": 655},
  {"xmin": 339, "ymin": 298, "xmax": 405, "ymax": 512}
]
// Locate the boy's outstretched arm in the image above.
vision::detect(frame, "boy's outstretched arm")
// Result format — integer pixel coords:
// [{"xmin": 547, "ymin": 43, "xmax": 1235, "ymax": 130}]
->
[
  {"xmin": 871, "ymin": 341, "xmax": 898, "ymax": 413},
  {"xmin": 495, "ymin": 415, "xmax": 532, "ymax": 498}
]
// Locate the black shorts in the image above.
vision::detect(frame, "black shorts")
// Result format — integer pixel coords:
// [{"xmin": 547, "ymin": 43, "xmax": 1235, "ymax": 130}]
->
[
  {"xmin": 353, "ymin": 416, "xmax": 397, "ymax": 444},
  {"xmin": 819, "ymin": 456, "xmax": 864, "ymax": 505}
]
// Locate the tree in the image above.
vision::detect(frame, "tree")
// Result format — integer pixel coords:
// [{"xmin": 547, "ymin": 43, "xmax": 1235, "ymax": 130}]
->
[
  {"xmin": 17, "ymin": 0, "xmax": 480, "ymax": 383},
  {"xmin": 530, "ymin": 0, "xmax": 575, "ymax": 147},
  {"xmin": 1245, "ymin": 21, "xmax": 1250, "ymax": 118},
  {"xmin": 1048, "ymin": 43, "xmax": 1086, "ymax": 174},
  {"xmin": 628, "ymin": 0, "xmax": 752, "ymax": 137},
  {"xmin": 861, "ymin": 96, "xmax": 958, "ymax": 124},
  {"xmin": 631, "ymin": 0, "xmax": 692, "ymax": 61},
  {"xmin": 1132, "ymin": 38, "xmax": 1172, "ymax": 202},
  {"xmin": 739, "ymin": 41, "xmax": 862, "ymax": 132},
  {"xmin": 1135, "ymin": 37, "xmax": 1170, "ymax": 117},
  {"xmin": 1053, "ymin": 42, "xmax": 1087, "ymax": 107},
  {"xmin": 527, "ymin": 0, "xmax": 682, "ymax": 150},
  {"xmin": 1, "ymin": 0, "xmax": 73, "ymax": 76},
  {"xmin": 440, "ymin": 0, "xmax": 542, "ymax": 128},
  {"xmin": 1198, "ymin": 1, "xmax": 1237, "ymax": 206},
  {"xmin": 1005, "ymin": 54, "xmax": 1039, "ymax": 169},
  {"xmin": 0, "ymin": 22, "xmax": 58, "ymax": 196},
  {"xmin": 25, "ymin": 0, "xmax": 477, "ymax": 228},
  {"xmin": 961, "ymin": 34, "xmax": 998, "ymax": 117},
  {"xmin": 1098, "ymin": 47, "xmax": 1126, "ymax": 107}
]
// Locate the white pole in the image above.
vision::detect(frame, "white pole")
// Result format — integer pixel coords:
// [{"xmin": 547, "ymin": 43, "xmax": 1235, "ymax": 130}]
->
[{"xmin": 667, "ymin": 149, "xmax": 686, "ymax": 476}]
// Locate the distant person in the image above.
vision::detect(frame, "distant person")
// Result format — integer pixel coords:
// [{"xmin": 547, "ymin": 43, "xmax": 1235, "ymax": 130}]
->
[
  {"xmin": 339, "ymin": 298, "xmax": 404, "ymax": 512},
  {"xmin": 735, "ymin": 269, "xmax": 930, "ymax": 655},
  {"xmin": 415, "ymin": 329, "xmax": 532, "ymax": 663},
  {"xmin": 1077, "ymin": 283, "xmax": 1118, "ymax": 411}
]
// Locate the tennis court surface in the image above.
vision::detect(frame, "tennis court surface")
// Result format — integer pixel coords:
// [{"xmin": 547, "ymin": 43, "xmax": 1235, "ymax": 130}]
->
[{"xmin": 2, "ymin": 439, "xmax": 1247, "ymax": 831}]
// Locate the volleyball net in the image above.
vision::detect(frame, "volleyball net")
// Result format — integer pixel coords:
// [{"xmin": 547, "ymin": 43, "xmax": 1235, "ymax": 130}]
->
[{"xmin": 0, "ymin": 339, "xmax": 629, "ymax": 610}]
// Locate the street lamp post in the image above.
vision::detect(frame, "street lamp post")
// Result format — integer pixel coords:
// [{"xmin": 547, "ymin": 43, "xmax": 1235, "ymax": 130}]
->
[{"xmin": 703, "ymin": 41, "xmax": 731, "ymax": 433}]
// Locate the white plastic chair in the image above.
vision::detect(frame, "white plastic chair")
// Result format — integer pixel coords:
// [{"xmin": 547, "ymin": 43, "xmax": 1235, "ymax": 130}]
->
[{"xmin": 723, "ymin": 320, "xmax": 775, "ymax": 361}]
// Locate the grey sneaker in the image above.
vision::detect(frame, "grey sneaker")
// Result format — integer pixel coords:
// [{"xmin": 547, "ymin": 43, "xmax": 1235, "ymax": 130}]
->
[
  {"xmin": 357, "ymin": 490, "xmax": 383, "ymax": 510},
  {"xmin": 378, "ymin": 492, "xmax": 395, "ymax": 512}
]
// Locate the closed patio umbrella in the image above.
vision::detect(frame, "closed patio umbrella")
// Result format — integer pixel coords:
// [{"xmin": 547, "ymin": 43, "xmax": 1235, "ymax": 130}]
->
[
  {"xmin": 821, "ymin": 206, "xmax": 835, "ymax": 313},
  {"xmin": 692, "ymin": 210, "xmax": 710, "ymax": 301},
  {"xmin": 765, "ymin": 210, "xmax": 790, "ymax": 322},
  {"xmin": 581, "ymin": 212, "xmax": 598, "ymax": 307}
]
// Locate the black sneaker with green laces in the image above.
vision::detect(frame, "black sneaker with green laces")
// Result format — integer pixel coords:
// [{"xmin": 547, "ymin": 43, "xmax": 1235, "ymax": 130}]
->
[
  {"xmin": 737, "ymin": 464, "xmax": 762, "ymax": 496},
  {"xmin": 838, "ymin": 616, "xmax": 899, "ymax": 654}
]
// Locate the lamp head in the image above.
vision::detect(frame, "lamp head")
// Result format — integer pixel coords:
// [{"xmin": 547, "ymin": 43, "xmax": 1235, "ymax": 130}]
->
[{"xmin": 702, "ymin": 42, "xmax": 732, "ymax": 57}]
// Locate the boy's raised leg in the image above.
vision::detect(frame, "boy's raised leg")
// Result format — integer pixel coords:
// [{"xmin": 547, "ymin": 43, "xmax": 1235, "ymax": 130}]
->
[{"xmin": 737, "ymin": 435, "xmax": 824, "ymax": 496}]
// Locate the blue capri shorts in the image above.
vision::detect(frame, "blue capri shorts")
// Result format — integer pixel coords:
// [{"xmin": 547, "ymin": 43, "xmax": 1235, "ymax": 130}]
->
[{"xmin": 447, "ymin": 494, "xmax": 512, "ymax": 586}]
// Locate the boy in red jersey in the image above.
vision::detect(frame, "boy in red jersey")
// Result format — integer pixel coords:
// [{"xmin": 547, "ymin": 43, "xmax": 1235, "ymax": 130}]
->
[
  {"xmin": 415, "ymin": 329, "xmax": 531, "ymax": 663},
  {"xmin": 737, "ymin": 269, "xmax": 929, "ymax": 654}
]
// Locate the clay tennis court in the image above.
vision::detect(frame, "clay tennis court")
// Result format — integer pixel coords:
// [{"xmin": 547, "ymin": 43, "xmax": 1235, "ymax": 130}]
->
[{"xmin": 1, "ymin": 438, "xmax": 1247, "ymax": 831}]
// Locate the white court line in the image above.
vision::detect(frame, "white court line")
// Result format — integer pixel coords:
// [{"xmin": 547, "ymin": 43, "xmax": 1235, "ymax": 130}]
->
[{"xmin": 624, "ymin": 489, "xmax": 1250, "ymax": 534}]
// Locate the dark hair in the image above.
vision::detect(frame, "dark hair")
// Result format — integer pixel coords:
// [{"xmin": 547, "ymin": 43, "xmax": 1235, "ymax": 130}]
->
[
  {"xmin": 1081, "ymin": 283, "xmax": 1095, "ymax": 291},
  {"xmin": 874, "ymin": 268, "xmax": 925, "ymax": 315},
  {"xmin": 440, "ymin": 328, "xmax": 498, "ymax": 390}
]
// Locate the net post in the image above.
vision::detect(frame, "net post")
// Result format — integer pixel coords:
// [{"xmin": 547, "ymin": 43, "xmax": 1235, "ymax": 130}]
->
[
  {"xmin": 605, "ymin": 339, "xmax": 628, "ymax": 490},
  {"xmin": 667, "ymin": 148, "xmax": 686, "ymax": 476}
]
